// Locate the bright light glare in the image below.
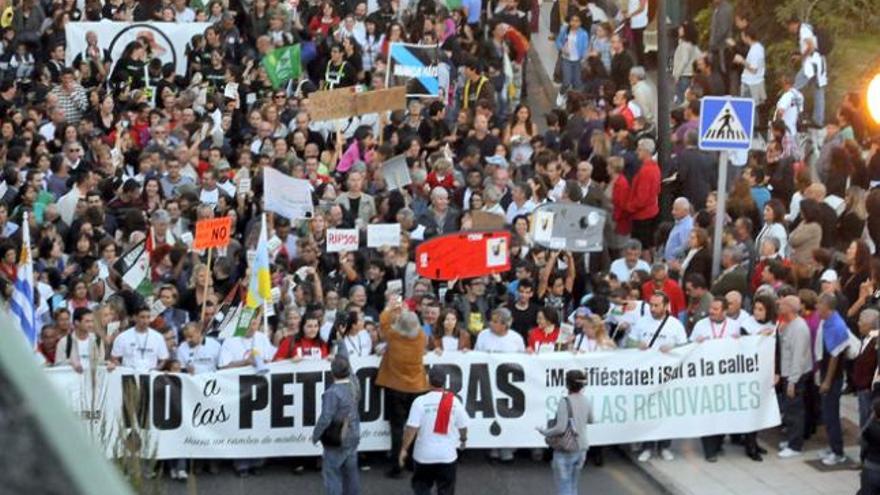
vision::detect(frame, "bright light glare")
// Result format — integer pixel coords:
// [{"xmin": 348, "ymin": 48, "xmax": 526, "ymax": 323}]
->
[{"xmin": 868, "ymin": 74, "xmax": 880, "ymax": 124}]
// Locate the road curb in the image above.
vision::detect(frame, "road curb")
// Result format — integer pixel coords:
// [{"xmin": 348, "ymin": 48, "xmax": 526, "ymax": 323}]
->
[{"xmin": 527, "ymin": 44, "xmax": 558, "ymax": 111}]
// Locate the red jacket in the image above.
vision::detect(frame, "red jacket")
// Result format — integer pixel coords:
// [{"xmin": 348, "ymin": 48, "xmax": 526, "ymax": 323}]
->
[
  {"xmin": 611, "ymin": 174, "xmax": 632, "ymax": 234},
  {"xmin": 641, "ymin": 279, "xmax": 687, "ymax": 316},
  {"xmin": 626, "ymin": 159, "xmax": 660, "ymax": 221}
]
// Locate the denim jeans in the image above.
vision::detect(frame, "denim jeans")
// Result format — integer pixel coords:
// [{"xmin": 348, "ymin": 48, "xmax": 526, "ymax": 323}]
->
[
  {"xmin": 674, "ymin": 76, "xmax": 691, "ymax": 105},
  {"xmin": 861, "ymin": 465, "xmax": 880, "ymax": 495},
  {"xmin": 821, "ymin": 376, "xmax": 844, "ymax": 456},
  {"xmin": 794, "ymin": 67, "xmax": 825, "ymax": 126},
  {"xmin": 860, "ymin": 390, "xmax": 873, "ymax": 460},
  {"xmin": 323, "ymin": 446, "xmax": 360, "ymax": 495},
  {"xmin": 551, "ymin": 449, "xmax": 587, "ymax": 495},
  {"xmin": 560, "ymin": 59, "xmax": 582, "ymax": 94}
]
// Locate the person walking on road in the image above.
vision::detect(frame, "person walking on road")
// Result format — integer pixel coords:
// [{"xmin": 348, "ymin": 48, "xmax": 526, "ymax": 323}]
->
[
  {"xmin": 399, "ymin": 367, "xmax": 469, "ymax": 495},
  {"xmin": 312, "ymin": 343, "xmax": 361, "ymax": 495},
  {"xmin": 537, "ymin": 369, "xmax": 593, "ymax": 495}
]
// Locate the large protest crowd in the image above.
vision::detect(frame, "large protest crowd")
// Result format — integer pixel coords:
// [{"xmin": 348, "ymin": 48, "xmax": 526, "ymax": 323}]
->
[{"xmin": 1, "ymin": 0, "xmax": 880, "ymax": 493}]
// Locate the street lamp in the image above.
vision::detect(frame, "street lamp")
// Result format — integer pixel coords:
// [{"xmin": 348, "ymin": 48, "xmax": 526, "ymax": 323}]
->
[{"xmin": 868, "ymin": 74, "xmax": 880, "ymax": 124}]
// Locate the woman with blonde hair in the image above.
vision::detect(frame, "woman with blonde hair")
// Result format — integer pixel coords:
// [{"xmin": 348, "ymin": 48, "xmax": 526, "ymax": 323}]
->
[
  {"xmin": 179, "ymin": 263, "xmax": 214, "ymax": 322},
  {"xmin": 570, "ymin": 309, "xmax": 616, "ymax": 352},
  {"xmin": 837, "ymin": 186, "xmax": 868, "ymax": 251}
]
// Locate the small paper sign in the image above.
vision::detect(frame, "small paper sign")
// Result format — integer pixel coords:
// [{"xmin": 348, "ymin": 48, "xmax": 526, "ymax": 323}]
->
[
  {"xmin": 367, "ymin": 223, "xmax": 401, "ymax": 248},
  {"xmin": 327, "ymin": 228, "xmax": 359, "ymax": 253},
  {"xmin": 237, "ymin": 177, "xmax": 252, "ymax": 195}
]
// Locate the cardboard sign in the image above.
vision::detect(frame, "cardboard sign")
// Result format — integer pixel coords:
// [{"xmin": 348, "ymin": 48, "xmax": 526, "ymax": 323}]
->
[
  {"xmin": 415, "ymin": 231, "xmax": 511, "ymax": 280},
  {"xmin": 307, "ymin": 87, "xmax": 357, "ymax": 122},
  {"xmin": 367, "ymin": 223, "xmax": 401, "ymax": 248},
  {"xmin": 530, "ymin": 203, "xmax": 606, "ymax": 253},
  {"xmin": 382, "ymin": 154, "xmax": 411, "ymax": 191},
  {"xmin": 327, "ymin": 228, "xmax": 359, "ymax": 252},
  {"xmin": 193, "ymin": 216, "xmax": 233, "ymax": 250},
  {"xmin": 307, "ymin": 86, "xmax": 408, "ymax": 122},
  {"xmin": 355, "ymin": 86, "xmax": 407, "ymax": 115},
  {"xmin": 470, "ymin": 211, "xmax": 506, "ymax": 231},
  {"xmin": 237, "ymin": 177, "xmax": 251, "ymax": 195}
]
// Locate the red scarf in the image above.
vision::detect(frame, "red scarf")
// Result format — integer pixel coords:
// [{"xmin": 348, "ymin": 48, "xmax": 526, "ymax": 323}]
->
[{"xmin": 433, "ymin": 391, "xmax": 455, "ymax": 434}]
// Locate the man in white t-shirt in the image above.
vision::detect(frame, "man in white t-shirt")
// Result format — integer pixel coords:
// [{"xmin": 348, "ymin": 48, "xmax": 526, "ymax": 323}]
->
[
  {"xmin": 629, "ymin": 292, "xmax": 686, "ymax": 463},
  {"xmin": 400, "ymin": 367, "xmax": 469, "ymax": 494},
  {"xmin": 55, "ymin": 307, "xmax": 111, "ymax": 372},
  {"xmin": 473, "ymin": 308, "xmax": 523, "ymax": 464},
  {"xmin": 787, "ymin": 18, "xmax": 828, "ymax": 126},
  {"xmin": 111, "ymin": 306, "xmax": 169, "ymax": 372},
  {"xmin": 775, "ymin": 74, "xmax": 804, "ymax": 138},
  {"xmin": 475, "ymin": 308, "xmax": 526, "ymax": 353},
  {"xmin": 736, "ymin": 27, "xmax": 766, "ymax": 104},
  {"xmin": 177, "ymin": 323, "xmax": 221, "ymax": 375},
  {"xmin": 609, "ymin": 240, "xmax": 651, "ymax": 283}
]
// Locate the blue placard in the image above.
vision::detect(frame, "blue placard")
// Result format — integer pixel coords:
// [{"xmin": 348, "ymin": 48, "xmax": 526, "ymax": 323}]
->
[{"xmin": 698, "ymin": 96, "xmax": 755, "ymax": 151}]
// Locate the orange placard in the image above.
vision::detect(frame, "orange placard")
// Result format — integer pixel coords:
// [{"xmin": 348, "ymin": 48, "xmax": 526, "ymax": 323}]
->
[{"xmin": 194, "ymin": 216, "xmax": 233, "ymax": 249}]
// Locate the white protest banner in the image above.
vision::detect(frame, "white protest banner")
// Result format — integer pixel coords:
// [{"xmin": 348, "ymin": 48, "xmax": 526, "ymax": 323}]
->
[
  {"xmin": 367, "ymin": 223, "xmax": 401, "ymax": 248},
  {"xmin": 326, "ymin": 228, "xmax": 359, "ymax": 252},
  {"xmin": 46, "ymin": 337, "xmax": 779, "ymax": 459},
  {"xmin": 263, "ymin": 166, "xmax": 314, "ymax": 220},
  {"xmin": 65, "ymin": 21, "xmax": 211, "ymax": 75}
]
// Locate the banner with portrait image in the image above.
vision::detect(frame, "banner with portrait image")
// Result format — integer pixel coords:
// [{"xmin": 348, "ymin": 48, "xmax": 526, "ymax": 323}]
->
[
  {"xmin": 45, "ymin": 337, "xmax": 780, "ymax": 459},
  {"xmin": 66, "ymin": 21, "xmax": 212, "ymax": 76}
]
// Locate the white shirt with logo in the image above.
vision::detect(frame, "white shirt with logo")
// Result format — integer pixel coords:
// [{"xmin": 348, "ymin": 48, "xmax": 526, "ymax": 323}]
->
[
  {"xmin": 177, "ymin": 338, "xmax": 222, "ymax": 374},
  {"xmin": 474, "ymin": 329, "xmax": 526, "ymax": 353},
  {"xmin": 689, "ymin": 317, "xmax": 741, "ymax": 342},
  {"xmin": 111, "ymin": 327, "xmax": 169, "ymax": 372}
]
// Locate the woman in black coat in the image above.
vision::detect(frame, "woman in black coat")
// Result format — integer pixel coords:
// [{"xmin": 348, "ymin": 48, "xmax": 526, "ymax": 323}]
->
[{"xmin": 676, "ymin": 227, "xmax": 713, "ymax": 287}]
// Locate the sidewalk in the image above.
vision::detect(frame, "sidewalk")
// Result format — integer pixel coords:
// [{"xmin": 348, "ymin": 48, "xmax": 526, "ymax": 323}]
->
[{"xmin": 627, "ymin": 395, "xmax": 862, "ymax": 495}]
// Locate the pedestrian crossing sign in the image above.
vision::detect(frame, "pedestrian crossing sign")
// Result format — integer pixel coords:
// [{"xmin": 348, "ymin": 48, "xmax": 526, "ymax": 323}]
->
[{"xmin": 698, "ymin": 96, "xmax": 755, "ymax": 151}]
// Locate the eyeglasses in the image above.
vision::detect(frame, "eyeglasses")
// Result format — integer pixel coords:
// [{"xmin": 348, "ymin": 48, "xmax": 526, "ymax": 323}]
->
[{"xmin": 274, "ymin": 94, "xmax": 286, "ymax": 99}]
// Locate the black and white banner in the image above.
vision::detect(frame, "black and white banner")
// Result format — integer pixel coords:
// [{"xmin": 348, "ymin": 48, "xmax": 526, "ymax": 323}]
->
[
  {"xmin": 45, "ymin": 337, "xmax": 780, "ymax": 459},
  {"xmin": 385, "ymin": 42, "xmax": 442, "ymax": 98},
  {"xmin": 66, "ymin": 21, "xmax": 211, "ymax": 75}
]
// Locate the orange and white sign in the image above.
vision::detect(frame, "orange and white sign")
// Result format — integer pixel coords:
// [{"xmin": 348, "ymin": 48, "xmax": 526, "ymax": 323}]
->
[{"xmin": 194, "ymin": 217, "xmax": 233, "ymax": 250}]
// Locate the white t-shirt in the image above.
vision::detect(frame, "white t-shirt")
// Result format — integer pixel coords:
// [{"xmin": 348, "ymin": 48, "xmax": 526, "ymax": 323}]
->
[
  {"xmin": 474, "ymin": 329, "xmax": 526, "ymax": 353},
  {"xmin": 219, "ymin": 332, "xmax": 277, "ymax": 368},
  {"xmin": 627, "ymin": 0, "xmax": 648, "ymax": 29},
  {"xmin": 111, "ymin": 328, "xmax": 169, "ymax": 372},
  {"xmin": 741, "ymin": 42, "xmax": 765, "ymax": 85},
  {"xmin": 632, "ymin": 314, "xmax": 687, "ymax": 349},
  {"xmin": 776, "ymin": 88, "xmax": 803, "ymax": 137},
  {"xmin": 689, "ymin": 317, "xmax": 741, "ymax": 341},
  {"xmin": 343, "ymin": 330, "xmax": 373, "ymax": 357},
  {"xmin": 798, "ymin": 23, "xmax": 817, "ymax": 56},
  {"xmin": 609, "ymin": 258, "xmax": 651, "ymax": 283},
  {"xmin": 407, "ymin": 390, "xmax": 469, "ymax": 464},
  {"xmin": 199, "ymin": 187, "xmax": 219, "ymax": 206},
  {"xmin": 177, "ymin": 338, "xmax": 222, "ymax": 374},
  {"xmin": 74, "ymin": 335, "xmax": 93, "ymax": 370}
]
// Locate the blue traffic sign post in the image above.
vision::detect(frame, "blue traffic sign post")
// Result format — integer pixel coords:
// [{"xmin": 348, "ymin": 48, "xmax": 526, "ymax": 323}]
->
[{"xmin": 698, "ymin": 96, "xmax": 755, "ymax": 279}]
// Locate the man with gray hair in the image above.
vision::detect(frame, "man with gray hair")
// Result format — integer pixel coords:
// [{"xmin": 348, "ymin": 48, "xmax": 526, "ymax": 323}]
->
[
  {"xmin": 416, "ymin": 186, "xmax": 461, "ymax": 237},
  {"xmin": 627, "ymin": 141, "xmax": 661, "ymax": 249},
  {"xmin": 474, "ymin": 307, "xmax": 524, "ymax": 463},
  {"xmin": 777, "ymin": 295, "xmax": 813, "ymax": 459},
  {"xmin": 629, "ymin": 66, "xmax": 657, "ymax": 125},
  {"xmin": 610, "ymin": 239, "xmax": 651, "ymax": 282},
  {"xmin": 664, "ymin": 197, "xmax": 694, "ymax": 262}
]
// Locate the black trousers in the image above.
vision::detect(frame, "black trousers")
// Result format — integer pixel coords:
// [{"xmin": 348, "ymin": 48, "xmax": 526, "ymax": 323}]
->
[
  {"xmin": 385, "ymin": 388, "xmax": 419, "ymax": 464},
  {"xmin": 412, "ymin": 461, "xmax": 457, "ymax": 495},
  {"xmin": 701, "ymin": 435, "xmax": 724, "ymax": 458}
]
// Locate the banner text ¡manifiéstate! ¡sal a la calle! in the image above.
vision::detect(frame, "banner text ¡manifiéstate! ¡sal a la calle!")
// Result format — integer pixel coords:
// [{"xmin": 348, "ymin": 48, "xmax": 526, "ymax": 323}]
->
[{"xmin": 45, "ymin": 336, "xmax": 780, "ymax": 459}]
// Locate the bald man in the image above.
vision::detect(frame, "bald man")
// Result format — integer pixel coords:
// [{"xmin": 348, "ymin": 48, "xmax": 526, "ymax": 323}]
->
[{"xmin": 664, "ymin": 197, "xmax": 694, "ymax": 261}]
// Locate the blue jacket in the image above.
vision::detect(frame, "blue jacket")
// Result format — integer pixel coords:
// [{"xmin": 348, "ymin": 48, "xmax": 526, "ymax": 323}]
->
[{"xmin": 555, "ymin": 26, "xmax": 589, "ymax": 61}]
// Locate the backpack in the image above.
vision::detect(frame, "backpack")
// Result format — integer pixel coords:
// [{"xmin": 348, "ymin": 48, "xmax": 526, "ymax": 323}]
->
[{"xmin": 814, "ymin": 26, "xmax": 834, "ymax": 56}]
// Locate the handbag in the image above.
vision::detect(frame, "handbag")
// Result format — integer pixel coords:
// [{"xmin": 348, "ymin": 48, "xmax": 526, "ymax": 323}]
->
[
  {"xmin": 319, "ymin": 417, "xmax": 350, "ymax": 447},
  {"xmin": 544, "ymin": 397, "xmax": 579, "ymax": 452}
]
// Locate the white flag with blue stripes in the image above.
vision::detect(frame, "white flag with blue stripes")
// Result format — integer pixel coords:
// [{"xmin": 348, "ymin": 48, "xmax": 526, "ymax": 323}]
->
[{"xmin": 10, "ymin": 211, "xmax": 36, "ymax": 347}]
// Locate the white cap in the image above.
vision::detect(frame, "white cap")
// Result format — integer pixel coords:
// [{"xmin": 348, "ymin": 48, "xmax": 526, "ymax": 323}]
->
[{"xmin": 820, "ymin": 269, "xmax": 838, "ymax": 283}]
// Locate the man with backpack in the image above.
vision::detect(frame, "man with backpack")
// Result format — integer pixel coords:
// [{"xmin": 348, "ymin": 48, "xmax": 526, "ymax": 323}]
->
[
  {"xmin": 54, "ymin": 308, "xmax": 110, "ymax": 372},
  {"xmin": 786, "ymin": 17, "xmax": 830, "ymax": 126}
]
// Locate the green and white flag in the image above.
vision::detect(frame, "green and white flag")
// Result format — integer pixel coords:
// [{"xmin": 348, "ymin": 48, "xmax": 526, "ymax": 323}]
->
[
  {"xmin": 113, "ymin": 238, "xmax": 152, "ymax": 297},
  {"xmin": 234, "ymin": 305, "xmax": 258, "ymax": 337},
  {"xmin": 261, "ymin": 44, "xmax": 302, "ymax": 89}
]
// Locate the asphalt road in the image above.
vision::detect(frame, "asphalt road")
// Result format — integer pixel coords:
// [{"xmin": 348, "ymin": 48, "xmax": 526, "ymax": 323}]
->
[{"xmin": 163, "ymin": 448, "xmax": 665, "ymax": 495}]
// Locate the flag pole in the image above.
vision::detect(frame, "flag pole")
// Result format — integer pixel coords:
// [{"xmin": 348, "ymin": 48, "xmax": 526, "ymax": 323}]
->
[
  {"xmin": 200, "ymin": 247, "xmax": 213, "ymax": 327},
  {"xmin": 261, "ymin": 212, "xmax": 269, "ymax": 335}
]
